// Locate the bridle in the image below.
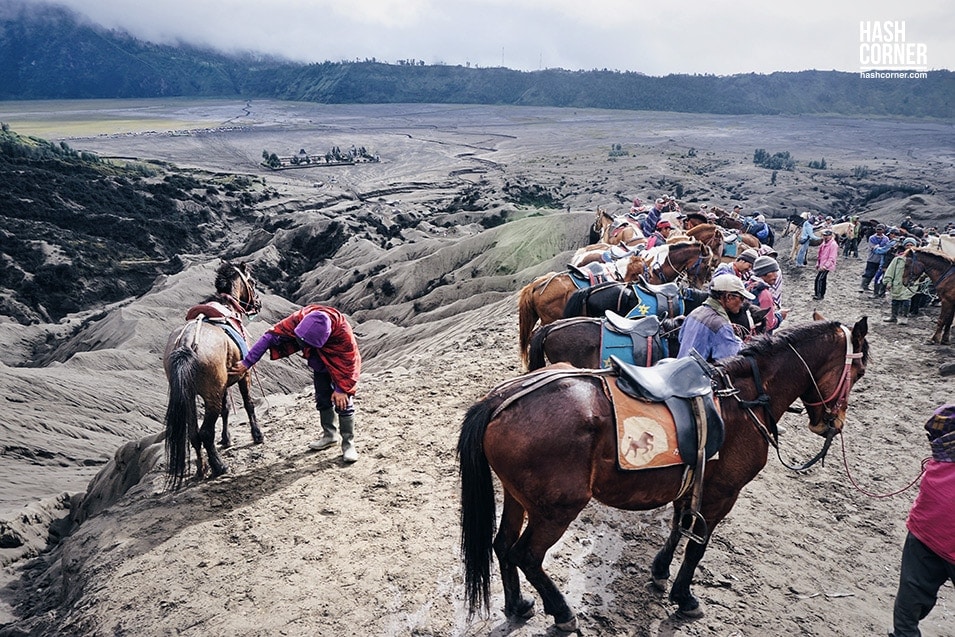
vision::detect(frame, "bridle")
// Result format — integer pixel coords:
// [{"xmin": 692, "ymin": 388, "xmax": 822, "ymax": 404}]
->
[
  {"xmin": 659, "ymin": 243, "xmax": 708, "ymax": 285},
  {"xmin": 793, "ymin": 325, "xmax": 862, "ymax": 424},
  {"xmin": 220, "ymin": 265, "xmax": 260, "ymax": 316},
  {"xmin": 906, "ymin": 249, "xmax": 955, "ymax": 288},
  {"xmin": 714, "ymin": 324, "xmax": 862, "ymax": 472}
]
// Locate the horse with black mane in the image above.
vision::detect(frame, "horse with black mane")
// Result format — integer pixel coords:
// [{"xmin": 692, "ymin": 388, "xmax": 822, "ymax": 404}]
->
[
  {"xmin": 459, "ymin": 316, "xmax": 868, "ymax": 630},
  {"xmin": 163, "ymin": 261, "xmax": 263, "ymax": 489},
  {"xmin": 903, "ymin": 247, "xmax": 955, "ymax": 344}
]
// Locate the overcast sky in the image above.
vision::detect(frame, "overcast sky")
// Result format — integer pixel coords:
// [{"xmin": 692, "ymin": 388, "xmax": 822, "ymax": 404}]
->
[{"xmin": 29, "ymin": 0, "xmax": 954, "ymax": 75}]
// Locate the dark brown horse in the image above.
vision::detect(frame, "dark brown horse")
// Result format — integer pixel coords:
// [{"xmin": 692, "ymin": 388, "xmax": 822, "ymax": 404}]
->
[
  {"xmin": 517, "ymin": 241, "xmax": 712, "ymax": 366},
  {"xmin": 163, "ymin": 261, "xmax": 263, "ymax": 489},
  {"xmin": 527, "ymin": 314, "xmax": 677, "ymax": 371},
  {"xmin": 459, "ymin": 317, "xmax": 869, "ymax": 630},
  {"xmin": 903, "ymin": 247, "xmax": 955, "ymax": 344}
]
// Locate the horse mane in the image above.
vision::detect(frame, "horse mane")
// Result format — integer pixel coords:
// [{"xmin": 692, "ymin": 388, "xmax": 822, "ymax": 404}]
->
[
  {"xmin": 915, "ymin": 246, "xmax": 955, "ymax": 265},
  {"xmin": 719, "ymin": 320, "xmax": 869, "ymax": 376},
  {"xmin": 213, "ymin": 261, "xmax": 244, "ymax": 295}
]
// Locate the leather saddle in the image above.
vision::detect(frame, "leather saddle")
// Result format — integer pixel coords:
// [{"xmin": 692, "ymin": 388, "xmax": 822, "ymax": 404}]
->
[
  {"xmin": 609, "ymin": 355, "xmax": 724, "ymax": 465},
  {"xmin": 633, "ymin": 276, "xmax": 684, "ymax": 319},
  {"xmin": 603, "ymin": 312, "xmax": 664, "ymax": 367},
  {"xmin": 567, "ymin": 262, "xmax": 619, "ymax": 287}
]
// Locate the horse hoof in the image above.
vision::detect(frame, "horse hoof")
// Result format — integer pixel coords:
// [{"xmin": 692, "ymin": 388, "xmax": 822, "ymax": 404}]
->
[
  {"xmin": 505, "ymin": 598, "xmax": 535, "ymax": 620},
  {"xmin": 676, "ymin": 603, "xmax": 705, "ymax": 619},
  {"xmin": 554, "ymin": 613, "xmax": 578, "ymax": 632},
  {"xmin": 220, "ymin": 438, "xmax": 232, "ymax": 449},
  {"xmin": 211, "ymin": 465, "xmax": 228, "ymax": 478},
  {"xmin": 252, "ymin": 432, "xmax": 264, "ymax": 445},
  {"xmin": 650, "ymin": 576, "xmax": 668, "ymax": 592}
]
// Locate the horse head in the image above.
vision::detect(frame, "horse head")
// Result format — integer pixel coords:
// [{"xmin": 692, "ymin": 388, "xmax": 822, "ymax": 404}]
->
[
  {"xmin": 798, "ymin": 317, "xmax": 869, "ymax": 436},
  {"xmin": 215, "ymin": 261, "xmax": 262, "ymax": 317},
  {"xmin": 902, "ymin": 248, "xmax": 924, "ymax": 287}
]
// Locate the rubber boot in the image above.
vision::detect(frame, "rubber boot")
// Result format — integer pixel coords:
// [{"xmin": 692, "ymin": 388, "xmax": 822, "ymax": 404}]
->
[
  {"xmin": 860, "ymin": 275, "xmax": 872, "ymax": 292},
  {"xmin": 339, "ymin": 413, "xmax": 358, "ymax": 463},
  {"xmin": 308, "ymin": 408, "xmax": 341, "ymax": 451}
]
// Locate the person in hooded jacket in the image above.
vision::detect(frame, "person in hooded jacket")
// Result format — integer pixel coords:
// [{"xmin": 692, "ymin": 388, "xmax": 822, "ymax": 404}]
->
[{"xmin": 231, "ymin": 305, "xmax": 362, "ymax": 462}]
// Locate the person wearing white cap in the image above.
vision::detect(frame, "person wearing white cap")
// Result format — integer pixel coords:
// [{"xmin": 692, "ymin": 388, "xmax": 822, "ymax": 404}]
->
[{"xmin": 677, "ymin": 274, "xmax": 755, "ymax": 362}]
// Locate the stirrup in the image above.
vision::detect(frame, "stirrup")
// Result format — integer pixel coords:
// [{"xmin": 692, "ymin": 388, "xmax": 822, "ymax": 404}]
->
[{"xmin": 678, "ymin": 510, "xmax": 708, "ymax": 544}]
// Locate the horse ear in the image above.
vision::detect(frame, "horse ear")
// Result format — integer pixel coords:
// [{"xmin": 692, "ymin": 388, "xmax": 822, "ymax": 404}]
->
[
  {"xmin": 812, "ymin": 311, "xmax": 826, "ymax": 321},
  {"xmin": 852, "ymin": 316, "xmax": 869, "ymax": 342}
]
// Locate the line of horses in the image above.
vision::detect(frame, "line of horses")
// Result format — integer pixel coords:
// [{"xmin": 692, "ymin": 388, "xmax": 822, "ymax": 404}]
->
[
  {"xmin": 156, "ymin": 225, "xmax": 953, "ymax": 633},
  {"xmin": 455, "ymin": 205, "xmax": 955, "ymax": 629},
  {"xmin": 455, "ymin": 206, "xmax": 880, "ymax": 629}
]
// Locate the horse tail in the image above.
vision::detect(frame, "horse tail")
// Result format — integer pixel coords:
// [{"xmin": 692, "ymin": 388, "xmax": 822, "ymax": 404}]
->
[
  {"xmin": 517, "ymin": 283, "xmax": 541, "ymax": 368},
  {"xmin": 164, "ymin": 345, "xmax": 199, "ymax": 490},
  {"xmin": 527, "ymin": 324, "xmax": 550, "ymax": 370},
  {"xmin": 457, "ymin": 397, "xmax": 498, "ymax": 617}
]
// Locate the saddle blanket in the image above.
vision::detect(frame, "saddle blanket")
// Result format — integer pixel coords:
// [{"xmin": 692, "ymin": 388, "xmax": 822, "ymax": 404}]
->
[
  {"xmin": 604, "ymin": 376, "xmax": 722, "ymax": 471},
  {"xmin": 605, "ymin": 378, "xmax": 683, "ymax": 470}
]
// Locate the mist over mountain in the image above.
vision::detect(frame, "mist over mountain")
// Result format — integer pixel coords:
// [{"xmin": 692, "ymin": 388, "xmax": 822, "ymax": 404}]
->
[{"xmin": 1, "ymin": 0, "xmax": 953, "ymax": 118}]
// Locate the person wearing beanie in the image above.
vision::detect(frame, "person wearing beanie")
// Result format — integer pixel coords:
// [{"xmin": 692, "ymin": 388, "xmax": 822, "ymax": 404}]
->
[
  {"xmin": 747, "ymin": 256, "xmax": 788, "ymax": 334},
  {"xmin": 713, "ymin": 247, "xmax": 759, "ymax": 282},
  {"xmin": 231, "ymin": 305, "xmax": 362, "ymax": 463},
  {"xmin": 677, "ymin": 274, "xmax": 754, "ymax": 362},
  {"xmin": 882, "ymin": 241, "xmax": 920, "ymax": 324},
  {"xmin": 813, "ymin": 229, "xmax": 838, "ymax": 301},
  {"xmin": 889, "ymin": 404, "xmax": 955, "ymax": 637}
]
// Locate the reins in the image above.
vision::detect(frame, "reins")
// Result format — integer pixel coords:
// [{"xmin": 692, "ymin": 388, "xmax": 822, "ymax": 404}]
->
[
  {"xmin": 838, "ymin": 436, "xmax": 929, "ymax": 498},
  {"xmin": 715, "ymin": 324, "xmax": 861, "ymax": 472}
]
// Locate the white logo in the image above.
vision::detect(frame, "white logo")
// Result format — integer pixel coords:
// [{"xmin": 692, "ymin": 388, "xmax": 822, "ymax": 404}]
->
[{"xmin": 859, "ymin": 21, "xmax": 928, "ymax": 72}]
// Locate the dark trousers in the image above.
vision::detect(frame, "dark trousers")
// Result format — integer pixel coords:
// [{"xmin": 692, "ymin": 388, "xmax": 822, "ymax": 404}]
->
[
  {"xmin": 843, "ymin": 237, "xmax": 859, "ymax": 257},
  {"xmin": 891, "ymin": 532, "xmax": 955, "ymax": 637},
  {"xmin": 814, "ymin": 270, "xmax": 830, "ymax": 299},
  {"xmin": 890, "ymin": 299, "xmax": 912, "ymax": 319},
  {"xmin": 312, "ymin": 370, "xmax": 354, "ymax": 416}
]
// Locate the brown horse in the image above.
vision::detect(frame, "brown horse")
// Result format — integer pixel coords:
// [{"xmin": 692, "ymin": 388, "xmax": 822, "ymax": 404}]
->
[
  {"xmin": 163, "ymin": 261, "xmax": 263, "ymax": 489},
  {"xmin": 459, "ymin": 317, "xmax": 869, "ymax": 630},
  {"xmin": 903, "ymin": 247, "xmax": 955, "ymax": 344},
  {"xmin": 685, "ymin": 223, "xmax": 725, "ymax": 269},
  {"xmin": 588, "ymin": 208, "xmax": 615, "ymax": 244},
  {"xmin": 517, "ymin": 241, "xmax": 712, "ymax": 366}
]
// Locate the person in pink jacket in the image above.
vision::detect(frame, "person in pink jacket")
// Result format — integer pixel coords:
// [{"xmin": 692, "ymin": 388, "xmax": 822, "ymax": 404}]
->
[
  {"xmin": 813, "ymin": 229, "xmax": 838, "ymax": 300},
  {"xmin": 889, "ymin": 404, "xmax": 955, "ymax": 637}
]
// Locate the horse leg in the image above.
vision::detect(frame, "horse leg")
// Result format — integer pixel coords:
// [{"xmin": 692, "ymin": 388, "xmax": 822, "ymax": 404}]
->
[
  {"xmin": 650, "ymin": 504, "xmax": 686, "ymax": 591},
  {"xmin": 935, "ymin": 300, "xmax": 953, "ymax": 344},
  {"xmin": 238, "ymin": 376, "xmax": 263, "ymax": 444},
  {"xmin": 493, "ymin": 490, "xmax": 535, "ymax": 621},
  {"xmin": 189, "ymin": 417, "xmax": 205, "ymax": 479},
  {"xmin": 199, "ymin": 398, "xmax": 228, "ymax": 478},
  {"xmin": 508, "ymin": 507, "xmax": 584, "ymax": 631},
  {"xmin": 219, "ymin": 391, "xmax": 232, "ymax": 448},
  {"xmin": 667, "ymin": 492, "xmax": 741, "ymax": 617}
]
